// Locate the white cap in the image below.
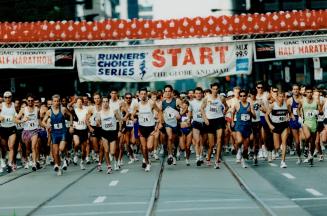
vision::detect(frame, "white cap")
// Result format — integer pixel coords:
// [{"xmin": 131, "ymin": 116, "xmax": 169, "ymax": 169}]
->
[
  {"xmin": 3, "ymin": 91, "xmax": 12, "ymax": 97},
  {"xmin": 220, "ymin": 93, "xmax": 226, "ymax": 97},
  {"xmin": 227, "ymin": 91, "xmax": 234, "ymax": 97}
]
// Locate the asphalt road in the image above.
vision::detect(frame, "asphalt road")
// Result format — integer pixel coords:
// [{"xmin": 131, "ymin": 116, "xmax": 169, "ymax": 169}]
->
[{"xmin": 0, "ymin": 152, "xmax": 326, "ymax": 216}]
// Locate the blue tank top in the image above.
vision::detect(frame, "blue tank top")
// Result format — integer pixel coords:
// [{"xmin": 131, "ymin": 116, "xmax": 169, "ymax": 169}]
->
[
  {"xmin": 236, "ymin": 102, "xmax": 251, "ymax": 126},
  {"xmin": 162, "ymin": 98, "xmax": 178, "ymax": 111},
  {"xmin": 50, "ymin": 106, "xmax": 67, "ymax": 133},
  {"xmin": 291, "ymin": 96, "xmax": 299, "ymax": 117}
]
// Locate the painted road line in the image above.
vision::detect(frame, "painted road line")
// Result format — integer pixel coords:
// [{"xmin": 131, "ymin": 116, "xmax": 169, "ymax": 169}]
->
[
  {"xmin": 156, "ymin": 206, "xmax": 259, "ymax": 213},
  {"xmin": 292, "ymin": 197, "xmax": 327, "ymax": 201},
  {"xmin": 120, "ymin": 169, "xmax": 128, "ymax": 174},
  {"xmin": 109, "ymin": 180, "xmax": 119, "ymax": 187},
  {"xmin": 269, "ymin": 163, "xmax": 277, "ymax": 167},
  {"xmin": 37, "ymin": 210, "xmax": 145, "ymax": 216},
  {"xmin": 165, "ymin": 198, "xmax": 246, "ymax": 203},
  {"xmin": 93, "ymin": 196, "xmax": 106, "ymax": 204},
  {"xmin": 281, "ymin": 173, "xmax": 296, "ymax": 179},
  {"xmin": 306, "ymin": 188, "xmax": 323, "ymax": 196}
]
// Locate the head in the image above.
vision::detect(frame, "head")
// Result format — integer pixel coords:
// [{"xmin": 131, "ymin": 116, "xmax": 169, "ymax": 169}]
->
[
  {"xmin": 181, "ymin": 99, "xmax": 189, "ymax": 110},
  {"xmin": 93, "ymin": 92, "xmax": 101, "ymax": 105},
  {"xmin": 276, "ymin": 91, "xmax": 285, "ymax": 103},
  {"xmin": 52, "ymin": 94, "xmax": 61, "ymax": 108},
  {"xmin": 61, "ymin": 97, "xmax": 68, "ymax": 107},
  {"xmin": 187, "ymin": 90, "xmax": 194, "ymax": 100},
  {"xmin": 194, "ymin": 87, "xmax": 203, "ymax": 100},
  {"xmin": 239, "ymin": 90, "xmax": 248, "ymax": 102},
  {"xmin": 210, "ymin": 83, "xmax": 219, "ymax": 96},
  {"xmin": 292, "ymin": 84, "xmax": 300, "ymax": 97},
  {"xmin": 110, "ymin": 89, "xmax": 119, "ymax": 101},
  {"xmin": 256, "ymin": 81, "xmax": 264, "ymax": 94},
  {"xmin": 300, "ymin": 85, "xmax": 306, "ymax": 96},
  {"xmin": 150, "ymin": 91, "xmax": 157, "ymax": 102},
  {"xmin": 204, "ymin": 89, "xmax": 211, "ymax": 97},
  {"xmin": 34, "ymin": 99, "xmax": 40, "ymax": 108},
  {"xmin": 14, "ymin": 99, "xmax": 21, "ymax": 110},
  {"xmin": 249, "ymin": 89, "xmax": 257, "ymax": 100},
  {"xmin": 164, "ymin": 85, "xmax": 173, "ymax": 99},
  {"xmin": 139, "ymin": 88, "xmax": 148, "ymax": 102},
  {"xmin": 125, "ymin": 92, "xmax": 133, "ymax": 104},
  {"xmin": 271, "ymin": 86, "xmax": 278, "ymax": 99},
  {"xmin": 102, "ymin": 96, "xmax": 109, "ymax": 109},
  {"xmin": 3, "ymin": 91, "xmax": 12, "ymax": 104},
  {"xmin": 47, "ymin": 99, "xmax": 52, "ymax": 108},
  {"xmin": 82, "ymin": 95, "xmax": 89, "ymax": 106},
  {"xmin": 233, "ymin": 86, "xmax": 241, "ymax": 98},
  {"xmin": 26, "ymin": 94, "xmax": 35, "ymax": 108},
  {"xmin": 76, "ymin": 97, "xmax": 83, "ymax": 108}
]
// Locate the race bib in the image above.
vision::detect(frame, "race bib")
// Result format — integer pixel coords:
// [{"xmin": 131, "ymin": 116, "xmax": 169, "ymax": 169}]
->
[
  {"xmin": 209, "ymin": 105, "xmax": 218, "ymax": 113},
  {"xmin": 126, "ymin": 120, "xmax": 134, "ymax": 127},
  {"xmin": 279, "ymin": 116, "xmax": 286, "ymax": 122},
  {"xmin": 292, "ymin": 108, "xmax": 298, "ymax": 116},
  {"xmin": 139, "ymin": 114, "xmax": 151, "ymax": 124},
  {"xmin": 196, "ymin": 112, "xmax": 202, "ymax": 119},
  {"xmin": 4, "ymin": 115, "xmax": 13, "ymax": 123},
  {"xmin": 54, "ymin": 123, "xmax": 63, "ymax": 129},
  {"xmin": 305, "ymin": 111, "xmax": 317, "ymax": 118},
  {"xmin": 241, "ymin": 114, "xmax": 250, "ymax": 121},
  {"xmin": 318, "ymin": 115, "xmax": 324, "ymax": 122}
]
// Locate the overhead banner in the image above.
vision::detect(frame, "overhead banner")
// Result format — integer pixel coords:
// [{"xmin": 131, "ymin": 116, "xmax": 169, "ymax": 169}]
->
[
  {"xmin": 255, "ymin": 37, "xmax": 327, "ymax": 62},
  {"xmin": 76, "ymin": 42, "xmax": 252, "ymax": 82},
  {"xmin": 0, "ymin": 49, "xmax": 75, "ymax": 69}
]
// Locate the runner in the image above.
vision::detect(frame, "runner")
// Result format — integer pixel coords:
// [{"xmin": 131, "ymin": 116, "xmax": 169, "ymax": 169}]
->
[
  {"xmin": 97, "ymin": 96, "xmax": 122, "ymax": 174},
  {"xmin": 0, "ymin": 91, "xmax": 17, "ymax": 173},
  {"xmin": 201, "ymin": 83, "xmax": 228, "ymax": 169},
  {"xmin": 232, "ymin": 90, "xmax": 255, "ymax": 168},
  {"xmin": 133, "ymin": 88, "xmax": 162, "ymax": 172},
  {"xmin": 249, "ymin": 89, "xmax": 261, "ymax": 166},
  {"xmin": 189, "ymin": 87, "xmax": 205, "ymax": 166},
  {"xmin": 42, "ymin": 94, "xmax": 74, "ymax": 176},
  {"xmin": 179, "ymin": 99, "xmax": 192, "ymax": 166},
  {"xmin": 265, "ymin": 90, "xmax": 290, "ymax": 168}
]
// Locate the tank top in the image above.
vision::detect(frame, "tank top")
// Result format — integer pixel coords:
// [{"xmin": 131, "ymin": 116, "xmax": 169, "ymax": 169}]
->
[
  {"xmin": 257, "ymin": 92, "xmax": 268, "ymax": 117},
  {"xmin": 269, "ymin": 101, "xmax": 288, "ymax": 124},
  {"xmin": 100, "ymin": 109, "xmax": 117, "ymax": 131},
  {"xmin": 189, "ymin": 99, "xmax": 203, "ymax": 123},
  {"xmin": 0, "ymin": 102, "xmax": 16, "ymax": 128},
  {"xmin": 205, "ymin": 95, "xmax": 224, "ymax": 119},
  {"xmin": 138, "ymin": 101, "xmax": 155, "ymax": 127},
  {"xmin": 291, "ymin": 96, "xmax": 300, "ymax": 117},
  {"xmin": 236, "ymin": 102, "xmax": 251, "ymax": 126},
  {"xmin": 162, "ymin": 98, "xmax": 179, "ymax": 127},
  {"xmin": 90, "ymin": 105, "xmax": 101, "ymax": 127},
  {"xmin": 303, "ymin": 98, "xmax": 318, "ymax": 122},
  {"xmin": 50, "ymin": 106, "xmax": 66, "ymax": 133},
  {"xmin": 125, "ymin": 102, "xmax": 135, "ymax": 127},
  {"xmin": 252, "ymin": 100, "xmax": 260, "ymax": 123},
  {"xmin": 73, "ymin": 107, "xmax": 88, "ymax": 130},
  {"xmin": 23, "ymin": 107, "xmax": 39, "ymax": 131}
]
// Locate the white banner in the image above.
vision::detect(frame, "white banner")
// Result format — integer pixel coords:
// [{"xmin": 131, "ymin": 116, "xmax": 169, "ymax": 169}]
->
[
  {"xmin": 0, "ymin": 49, "xmax": 75, "ymax": 69},
  {"xmin": 255, "ymin": 37, "xmax": 327, "ymax": 62},
  {"xmin": 76, "ymin": 42, "xmax": 252, "ymax": 82}
]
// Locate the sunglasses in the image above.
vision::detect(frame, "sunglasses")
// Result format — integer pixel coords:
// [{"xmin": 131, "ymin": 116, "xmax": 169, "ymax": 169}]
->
[
  {"xmin": 240, "ymin": 95, "xmax": 247, "ymax": 97},
  {"xmin": 4, "ymin": 96, "xmax": 11, "ymax": 99},
  {"xmin": 272, "ymin": 90, "xmax": 278, "ymax": 93},
  {"xmin": 256, "ymin": 86, "xmax": 263, "ymax": 89},
  {"xmin": 28, "ymin": 100, "xmax": 34, "ymax": 102},
  {"xmin": 125, "ymin": 97, "xmax": 132, "ymax": 99}
]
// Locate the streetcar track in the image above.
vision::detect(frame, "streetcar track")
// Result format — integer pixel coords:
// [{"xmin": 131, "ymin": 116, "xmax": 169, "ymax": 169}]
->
[
  {"xmin": 223, "ymin": 160, "xmax": 277, "ymax": 216},
  {"xmin": 26, "ymin": 165, "xmax": 96, "ymax": 216},
  {"xmin": 0, "ymin": 169, "xmax": 33, "ymax": 186}
]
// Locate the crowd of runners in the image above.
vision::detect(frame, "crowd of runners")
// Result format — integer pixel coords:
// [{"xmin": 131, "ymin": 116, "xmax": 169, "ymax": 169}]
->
[{"xmin": 0, "ymin": 81, "xmax": 326, "ymax": 176}]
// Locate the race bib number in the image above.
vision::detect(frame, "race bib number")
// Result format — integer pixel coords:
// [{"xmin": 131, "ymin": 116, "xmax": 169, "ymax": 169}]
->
[
  {"xmin": 305, "ymin": 111, "xmax": 317, "ymax": 118},
  {"xmin": 209, "ymin": 105, "xmax": 218, "ymax": 113},
  {"xmin": 139, "ymin": 114, "xmax": 151, "ymax": 124},
  {"xmin": 54, "ymin": 123, "xmax": 63, "ymax": 129},
  {"xmin": 292, "ymin": 108, "xmax": 298, "ymax": 116},
  {"xmin": 196, "ymin": 112, "xmax": 202, "ymax": 119},
  {"xmin": 241, "ymin": 114, "xmax": 250, "ymax": 121},
  {"xmin": 78, "ymin": 121, "xmax": 85, "ymax": 126},
  {"xmin": 318, "ymin": 115, "xmax": 324, "ymax": 122},
  {"xmin": 279, "ymin": 116, "xmax": 286, "ymax": 122},
  {"xmin": 4, "ymin": 115, "xmax": 13, "ymax": 123},
  {"xmin": 164, "ymin": 110, "xmax": 175, "ymax": 119},
  {"xmin": 126, "ymin": 120, "xmax": 134, "ymax": 127},
  {"xmin": 181, "ymin": 116, "xmax": 189, "ymax": 122}
]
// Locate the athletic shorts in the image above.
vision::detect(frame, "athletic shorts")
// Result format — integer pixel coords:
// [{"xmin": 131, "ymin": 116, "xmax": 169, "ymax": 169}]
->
[
  {"xmin": 251, "ymin": 122, "xmax": 261, "ymax": 134},
  {"xmin": 192, "ymin": 121, "xmax": 205, "ymax": 134},
  {"xmin": 51, "ymin": 132, "xmax": 67, "ymax": 144},
  {"xmin": 122, "ymin": 126, "xmax": 133, "ymax": 134},
  {"xmin": 289, "ymin": 118, "xmax": 302, "ymax": 130},
  {"xmin": 101, "ymin": 130, "xmax": 118, "ymax": 143},
  {"xmin": 324, "ymin": 118, "xmax": 327, "ymax": 126},
  {"xmin": 38, "ymin": 128, "xmax": 48, "ymax": 141},
  {"xmin": 134, "ymin": 121, "xmax": 140, "ymax": 138},
  {"xmin": 90, "ymin": 126, "xmax": 102, "ymax": 138},
  {"xmin": 272, "ymin": 122, "xmax": 289, "ymax": 134},
  {"xmin": 230, "ymin": 121, "xmax": 236, "ymax": 132},
  {"xmin": 165, "ymin": 123, "xmax": 179, "ymax": 135},
  {"xmin": 180, "ymin": 127, "xmax": 191, "ymax": 135},
  {"xmin": 317, "ymin": 122, "xmax": 324, "ymax": 133},
  {"xmin": 206, "ymin": 117, "xmax": 225, "ymax": 134},
  {"xmin": 22, "ymin": 129, "xmax": 39, "ymax": 144},
  {"xmin": 235, "ymin": 124, "xmax": 252, "ymax": 139},
  {"xmin": 73, "ymin": 129, "xmax": 88, "ymax": 143},
  {"xmin": 0, "ymin": 126, "xmax": 16, "ymax": 140},
  {"xmin": 260, "ymin": 116, "xmax": 270, "ymax": 130},
  {"xmin": 139, "ymin": 125, "xmax": 155, "ymax": 139}
]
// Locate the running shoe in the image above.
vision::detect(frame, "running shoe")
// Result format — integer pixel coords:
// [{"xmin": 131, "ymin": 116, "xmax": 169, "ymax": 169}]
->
[
  {"xmin": 241, "ymin": 158, "xmax": 247, "ymax": 168},
  {"xmin": 253, "ymin": 158, "xmax": 258, "ymax": 166},
  {"xmin": 97, "ymin": 163, "xmax": 102, "ymax": 172},
  {"xmin": 319, "ymin": 155, "xmax": 324, "ymax": 161},
  {"xmin": 24, "ymin": 162, "xmax": 29, "ymax": 169},
  {"xmin": 296, "ymin": 158, "xmax": 302, "ymax": 165},
  {"xmin": 186, "ymin": 159, "xmax": 190, "ymax": 166},
  {"xmin": 196, "ymin": 159, "xmax": 202, "ymax": 166},
  {"xmin": 86, "ymin": 156, "xmax": 91, "ymax": 165},
  {"xmin": 53, "ymin": 164, "xmax": 59, "ymax": 172},
  {"xmin": 7, "ymin": 164, "xmax": 12, "ymax": 173},
  {"xmin": 214, "ymin": 161, "xmax": 220, "ymax": 169},
  {"xmin": 145, "ymin": 164, "xmax": 151, "ymax": 172},
  {"xmin": 206, "ymin": 159, "xmax": 212, "ymax": 166},
  {"xmin": 309, "ymin": 157, "xmax": 314, "ymax": 167},
  {"xmin": 73, "ymin": 155, "xmax": 78, "ymax": 165},
  {"xmin": 0, "ymin": 166, "xmax": 3, "ymax": 173},
  {"xmin": 128, "ymin": 158, "xmax": 135, "ymax": 164},
  {"xmin": 167, "ymin": 156, "xmax": 173, "ymax": 165},
  {"xmin": 62, "ymin": 160, "xmax": 68, "ymax": 171},
  {"xmin": 154, "ymin": 153, "xmax": 159, "ymax": 160},
  {"xmin": 80, "ymin": 161, "xmax": 85, "ymax": 170},
  {"xmin": 36, "ymin": 161, "xmax": 42, "ymax": 170},
  {"xmin": 107, "ymin": 166, "xmax": 112, "ymax": 174},
  {"xmin": 31, "ymin": 163, "xmax": 37, "ymax": 172},
  {"xmin": 267, "ymin": 151, "xmax": 272, "ymax": 163},
  {"xmin": 57, "ymin": 168, "xmax": 62, "ymax": 176},
  {"xmin": 280, "ymin": 161, "xmax": 287, "ymax": 168},
  {"xmin": 173, "ymin": 157, "xmax": 177, "ymax": 165},
  {"xmin": 142, "ymin": 158, "xmax": 147, "ymax": 168},
  {"xmin": 236, "ymin": 149, "xmax": 242, "ymax": 163},
  {"xmin": 0, "ymin": 159, "xmax": 6, "ymax": 168},
  {"xmin": 114, "ymin": 162, "xmax": 119, "ymax": 171}
]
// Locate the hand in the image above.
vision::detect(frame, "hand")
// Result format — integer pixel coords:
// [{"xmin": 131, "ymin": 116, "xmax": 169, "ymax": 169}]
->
[
  {"xmin": 89, "ymin": 127, "xmax": 95, "ymax": 133},
  {"xmin": 0, "ymin": 116, "xmax": 4, "ymax": 122},
  {"xmin": 204, "ymin": 119, "xmax": 209, "ymax": 126},
  {"xmin": 231, "ymin": 121, "xmax": 235, "ymax": 128},
  {"xmin": 269, "ymin": 125, "xmax": 275, "ymax": 131},
  {"xmin": 69, "ymin": 126, "xmax": 74, "ymax": 134}
]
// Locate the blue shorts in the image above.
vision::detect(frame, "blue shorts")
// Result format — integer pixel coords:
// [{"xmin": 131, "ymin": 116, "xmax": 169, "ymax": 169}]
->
[
  {"xmin": 289, "ymin": 118, "xmax": 301, "ymax": 130},
  {"xmin": 134, "ymin": 121, "xmax": 139, "ymax": 139},
  {"xmin": 165, "ymin": 123, "xmax": 179, "ymax": 134},
  {"xmin": 180, "ymin": 127, "xmax": 191, "ymax": 135},
  {"xmin": 260, "ymin": 116, "xmax": 269, "ymax": 130},
  {"xmin": 51, "ymin": 132, "xmax": 67, "ymax": 144},
  {"xmin": 235, "ymin": 124, "xmax": 252, "ymax": 138}
]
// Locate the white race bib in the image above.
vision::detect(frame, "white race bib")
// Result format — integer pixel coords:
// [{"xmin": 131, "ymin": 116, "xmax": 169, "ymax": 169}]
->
[
  {"xmin": 54, "ymin": 123, "xmax": 63, "ymax": 129},
  {"xmin": 241, "ymin": 114, "xmax": 250, "ymax": 121}
]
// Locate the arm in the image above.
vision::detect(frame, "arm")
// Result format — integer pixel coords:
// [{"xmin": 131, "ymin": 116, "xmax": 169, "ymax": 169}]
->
[
  {"xmin": 265, "ymin": 104, "xmax": 274, "ymax": 131},
  {"xmin": 152, "ymin": 101, "xmax": 163, "ymax": 129},
  {"xmin": 63, "ymin": 107, "xmax": 74, "ymax": 133},
  {"xmin": 200, "ymin": 98, "xmax": 209, "ymax": 125},
  {"xmin": 42, "ymin": 110, "xmax": 51, "ymax": 128},
  {"xmin": 85, "ymin": 106, "xmax": 94, "ymax": 132}
]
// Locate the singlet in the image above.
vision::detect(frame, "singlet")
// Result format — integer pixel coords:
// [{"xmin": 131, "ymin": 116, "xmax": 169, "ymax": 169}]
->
[
  {"xmin": 23, "ymin": 107, "xmax": 39, "ymax": 131},
  {"xmin": 110, "ymin": 99, "xmax": 120, "ymax": 113},
  {"xmin": 162, "ymin": 98, "xmax": 179, "ymax": 127},
  {"xmin": 257, "ymin": 92, "xmax": 269, "ymax": 117},
  {"xmin": 50, "ymin": 106, "xmax": 66, "ymax": 133},
  {"xmin": 252, "ymin": 100, "xmax": 260, "ymax": 123},
  {"xmin": 73, "ymin": 107, "xmax": 88, "ymax": 130},
  {"xmin": 269, "ymin": 101, "xmax": 288, "ymax": 124},
  {"xmin": 0, "ymin": 102, "xmax": 17, "ymax": 128},
  {"xmin": 138, "ymin": 101, "xmax": 156, "ymax": 127},
  {"xmin": 125, "ymin": 102, "xmax": 136, "ymax": 127},
  {"xmin": 291, "ymin": 96, "xmax": 300, "ymax": 117},
  {"xmin": 100, "ymin": 109, "xmax": 117, "ymax": 131},
  {"xmin": 90, "ymin": 105, "xmax": 101, "ymax": 127},
  {"xmin": 189, "ymin": 99, "xmax": 203, "ymax": 123},
  {"xmin": 302, "ymin": 98, "xmax": 318, "ymax": 122},
  {"xmin": 236, "ymin": 102, "xmax": 251, "ymax": 126},
  {"xmin": 204, "ymin": 95, "xmax": 224, "ymax": 119}
]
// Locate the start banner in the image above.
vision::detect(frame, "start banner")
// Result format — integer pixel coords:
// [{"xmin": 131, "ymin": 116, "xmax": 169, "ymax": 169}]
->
[
  {"xmin": 76, "ymin": 42, "xmax": 252, "ymax": 82},
  {"xmin": 255, "ymin": 37, "xmax": 327, "ymax": 62},
  {"xmin": 0, "ymin": 49, "xmax": 74, "ymax": 69}
]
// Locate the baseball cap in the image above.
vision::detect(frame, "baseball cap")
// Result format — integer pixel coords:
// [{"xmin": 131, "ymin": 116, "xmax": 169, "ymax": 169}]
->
[
  {"xmin": 220, "ymin": 93, "xmax": 226, "ymax": 97},
  {"xmin": 227, "ymin": 91, "xmax": 234, "ymax": 97},
  {"xmin": 3, "ymin": 91, "xmax": 12, "ymax": 97}
]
